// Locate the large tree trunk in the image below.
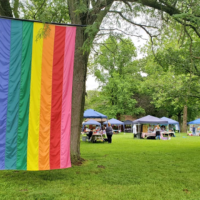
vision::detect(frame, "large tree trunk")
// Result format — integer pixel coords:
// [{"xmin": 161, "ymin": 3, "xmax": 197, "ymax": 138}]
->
[
  {"xmin": 70, "ymin": 26, "xmax": 89, "ymax": 162},
  {"xmin": 67, "ymin": 0, "xmax": 90, "ymax": 163},
  {"xmin": 182, "ymin": 105, "xmax": 187, "ymax": 133},
  {"xmin": 177, "ymin": 112, "xmax": 182, "ymax": 132}
]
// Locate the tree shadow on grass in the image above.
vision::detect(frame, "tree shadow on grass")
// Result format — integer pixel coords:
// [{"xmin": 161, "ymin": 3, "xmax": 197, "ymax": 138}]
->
[{"xmin": 1, "ymin": 168, "xmax": 70, "ymax": 184}]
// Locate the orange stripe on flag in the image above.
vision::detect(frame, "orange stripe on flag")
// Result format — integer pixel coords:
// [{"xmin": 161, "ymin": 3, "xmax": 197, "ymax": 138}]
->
[{"xmin": 39, "ymin": 25, "xmax": 55, "ymax": 170}]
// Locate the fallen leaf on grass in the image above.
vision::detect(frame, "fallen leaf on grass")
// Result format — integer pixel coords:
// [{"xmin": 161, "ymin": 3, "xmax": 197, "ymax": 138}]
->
[
  {"xmin": 20, "ymin": 189, "xmax": 28, "ymax": 192},
  {"xmin": 97, "ymin": 165, "xmax": 105, "ymax": 169},
  {"xmin": 183, "ymin": 189, "xmax": 190, "ymax": 194}
]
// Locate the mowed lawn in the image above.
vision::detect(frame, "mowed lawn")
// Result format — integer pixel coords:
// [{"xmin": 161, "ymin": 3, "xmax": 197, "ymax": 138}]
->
[{"xmin": 1, "ymin": 133, "xmax": 200, "ymax": 200}]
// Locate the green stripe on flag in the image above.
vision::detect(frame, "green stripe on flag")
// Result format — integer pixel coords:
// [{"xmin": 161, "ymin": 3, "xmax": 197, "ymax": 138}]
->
[{"xmin": 16, "ymin": 21, "xmax": 33, "ymax": 170}]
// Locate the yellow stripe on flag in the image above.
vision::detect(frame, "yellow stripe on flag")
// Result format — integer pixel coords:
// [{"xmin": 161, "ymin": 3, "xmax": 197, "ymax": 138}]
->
[{"xmin": 27, "ymin": 23, "xmax": 44, "ymax": 170}]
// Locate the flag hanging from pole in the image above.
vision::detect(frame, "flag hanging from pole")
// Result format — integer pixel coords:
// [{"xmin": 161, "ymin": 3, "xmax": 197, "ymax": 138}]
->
[{"xmin": 0, "ymin": 18, "xmax": 76, "ymax": 171}]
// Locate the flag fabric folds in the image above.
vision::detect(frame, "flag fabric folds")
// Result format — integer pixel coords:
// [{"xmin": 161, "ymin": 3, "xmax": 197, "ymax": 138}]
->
[{"xmin": 0, "ymin": 18, "xmax": 76, "ymax": 171}]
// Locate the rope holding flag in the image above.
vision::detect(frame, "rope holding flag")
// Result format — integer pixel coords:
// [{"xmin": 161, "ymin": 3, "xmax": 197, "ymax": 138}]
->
[{"xmin": 0, "ymin": 18, "xmax": 76, "ymax": 171}]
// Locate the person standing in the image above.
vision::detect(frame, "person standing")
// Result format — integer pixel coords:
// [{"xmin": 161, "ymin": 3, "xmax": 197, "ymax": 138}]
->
[
  {"xmin": 154, "ymin": 125, "xmax": 161, "ymax": 140},
  {"xmin": 106, "ymin": 122, "xmax": 113, "ymax": 143},
  {"xmin": 87, "ymin": 129, "xmax": 93, "ymax": 140},
  {"xmin": 133, "ymin": 124, "xmax": 137, "ymax": 133},
  {"xmin": 192, "ymin": 125, "xmax": 196, "ymax": 135}
]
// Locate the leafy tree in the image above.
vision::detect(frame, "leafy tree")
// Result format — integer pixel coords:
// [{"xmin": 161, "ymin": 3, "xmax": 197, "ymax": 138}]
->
[
  {"xmin": 133, "ymin": 93, "xmax": 169, "ymax": 118},
  {"xmin": 85, "ymin": 90, "xmax": 102, "ymax": 110},
  {"xmin": 89, "ymin": 36, "xmax": 144, "ymax": 119},
  {"xmin": 91, "ymin": 36, "xmax": 137, "ymax": 82},
  {"xmin": 140, "ymin": 50, "xmax": 200, "ymax": 131},
  {"xmin": 97, "ymin": 73, "xmax": 144, "ymax": 119},
  {"xmin": 20, "ymin": 0, "xmax": 69, "ymax": 23}
]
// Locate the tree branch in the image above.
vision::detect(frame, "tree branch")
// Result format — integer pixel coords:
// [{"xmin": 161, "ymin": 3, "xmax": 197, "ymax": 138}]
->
[
  {"xmin": 109, "ymin": 10, "xmax": 159, "ymax": 29},
  {"xmin": 117, "ymin": 0, "xmax": 200, "ymax": 38},
  {"xmin": 109, "ymin": 10, "xmax": 160, "ymax": 40},
  {"xmin": 121, "ymin": 0, "xmax": 132, "ymax": 11},
  {"xmin": 33, "ymin": 0, "xmax": 46, "ymax": 20},
  {"xmin": 174, "ymin": 18, "xmax": 200, "ymax": 38},
  {"xmin": 192, "ymin": 56, "xmax": 200, "ymax": 60},
  {"xmin": 120, "ymin": 0, "xmax": 181, "ymax": 16},
  {"xmin": 100, "ymin": 28, "xmax": 148, "ymax": 40}
]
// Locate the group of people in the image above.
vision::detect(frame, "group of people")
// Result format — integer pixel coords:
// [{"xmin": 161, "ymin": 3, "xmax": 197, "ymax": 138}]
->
[
  {"xmin": 86, "ymin": 122, "xmax": 114, "ymax": 143},
  {"xmin": 151, "ymin": 125, "xmax": 176, "ymax": 139},
  {"xmin": 148, "ymin": 125, "xmax": 175, "ymax": 133}
]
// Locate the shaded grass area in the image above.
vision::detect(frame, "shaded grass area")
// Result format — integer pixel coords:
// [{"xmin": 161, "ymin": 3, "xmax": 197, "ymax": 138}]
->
[{"xmin": 1, "ymin": 133, "xmax": 200, "ymax": 199}]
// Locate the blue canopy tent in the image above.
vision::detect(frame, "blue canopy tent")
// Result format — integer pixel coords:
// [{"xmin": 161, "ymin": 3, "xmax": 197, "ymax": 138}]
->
[
  {"xmin": 83, "ymin": 109, "xmax": 107, "ymax": 130},
  {"xmin": 161, "ymin": 117, "xmax": 180, "ymax": 132},
  {"xmin": 133, "ymin": 115, "xmax": 168, "ymax": 124},
  {"xmin": 187, "ymin": 119, "xmax": 200, "ymax": 135},
  {"xmin": 83, "ymin": 109, "xmax": 107, "ymax": 118},
  {"xmin": 132, "ymin": 115, "xmax": 168, "ymax": 138},
  {"xmin": 188, "ymin": 119, "xmax": 200, "ymax": 124},
  {"xmin": 82, "ymin": 119, "xmax": 101, "ymax": 131},
  {"xmin": 124, "ymin": 120, "xmax": 134, "ymax": 133},
  {"xmin": 103, "ymin": 118, "xmax": 124, "ymax": 133}
]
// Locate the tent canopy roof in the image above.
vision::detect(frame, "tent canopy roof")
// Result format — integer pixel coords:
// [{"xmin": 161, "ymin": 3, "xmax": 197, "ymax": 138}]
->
[
  {"xmin": 103, "ymin": 118, "xmax": 124, "ymax": 125},
  {"xmin": 123, "ymin": 120, "xmax": 134, "ymax": 125},
  {"xmin": 188, "ymin": 118, "xmax": 200, "ymax": 124},
  {"xmin": 133, "ymin": 115, "xmax": 168, "ymax": 124},
  {"xmin": 161, "ymin": 117, "xmax": 179, "ymax": 124},
  {"xmin": 83, "ymin": 109, "xmax": 107, "ymax": 118},
  {"xmin": 83, "ymin": 119, "xmax": 101, "ymax": 126}
]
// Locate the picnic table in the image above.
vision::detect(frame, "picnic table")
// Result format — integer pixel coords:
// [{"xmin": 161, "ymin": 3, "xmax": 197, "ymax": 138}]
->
[
  {"xmin": 141, "ymin": 132, "xmax": 156, "ymax": 138},
  {"xmin": 162, "ymin": 131, "xmax": 175, "ymax": 137},
  {"xmin": 141, "ymin": 131, "xmax": 175, "ymax": 139},
  {"xmin": 90, "ymin": 133, "xmax": 105, "ymax": 143}
]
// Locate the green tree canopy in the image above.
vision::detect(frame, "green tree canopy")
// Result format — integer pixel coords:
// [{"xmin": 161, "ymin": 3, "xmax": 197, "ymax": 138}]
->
[{"xmin": 89, "ymin": 36, "xmax": 144, "ymax": 119}]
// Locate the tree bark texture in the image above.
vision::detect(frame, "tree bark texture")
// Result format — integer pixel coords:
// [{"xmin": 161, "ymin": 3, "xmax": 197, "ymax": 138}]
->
[
  {"xmin": 177, "ymin": 112, "xmax": 182, "ymax": 132},
  {"xmin": 13, "ymin": 0, "xmax": 19, "ymax": 18},
  {"xmin": 182, "ymin": 105, "xmax": 187, "ymax": 133},
  {"xmin": 70, "ymin": 26, "xmax": 89, "ymax": 162},
  {"xmin": 0, "ymin": 0, "xmax": 13, "ymax": 17}
]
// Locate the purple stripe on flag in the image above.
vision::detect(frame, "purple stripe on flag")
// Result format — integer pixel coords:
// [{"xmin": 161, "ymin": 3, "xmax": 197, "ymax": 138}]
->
[{"xmin": 0, "ymin": 19, "xmax": 11, "ymax": 170}]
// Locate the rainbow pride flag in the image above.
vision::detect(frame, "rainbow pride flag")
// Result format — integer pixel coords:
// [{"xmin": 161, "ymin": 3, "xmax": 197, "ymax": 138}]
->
[{"xmin": 0, "ymin": 18, "xmax": 76, "ymax": 170}]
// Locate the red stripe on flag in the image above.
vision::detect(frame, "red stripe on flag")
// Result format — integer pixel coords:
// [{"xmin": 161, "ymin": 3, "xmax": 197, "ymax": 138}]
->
[{"xmin": 50, "ymin": 26, "xmax": 66, "ymax": 169}]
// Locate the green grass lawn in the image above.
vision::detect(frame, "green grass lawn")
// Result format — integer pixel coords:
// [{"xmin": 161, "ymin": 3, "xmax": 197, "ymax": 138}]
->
[{"xmin": 1, "ymin": 133, "xmax": 200, "ymax": 200}]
